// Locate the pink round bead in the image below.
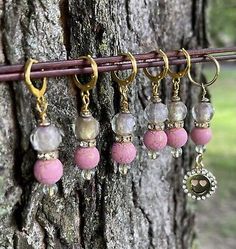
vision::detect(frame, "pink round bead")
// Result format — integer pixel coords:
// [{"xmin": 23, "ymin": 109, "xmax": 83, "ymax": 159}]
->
[
  {"xmin": 191, "ymin": 127, "xmax": 212, "ymax": 145},
  {"xmin": 34, "ymin": 159, "xmax": 63, "ymax": 185},
  {"xmin": 166, "ymin": 128, "xmax": 188, "ymax": 148},
  {"xmin": 111, "ymin": 142, "xmax": 136, "ymax": 164},
  {"xmin": 74, "ymin": 147, "xmax": 100, "ymax": 170},
  {"xmin": 143, "ymin": 130, "xmax": 167, "ymax": 151}
]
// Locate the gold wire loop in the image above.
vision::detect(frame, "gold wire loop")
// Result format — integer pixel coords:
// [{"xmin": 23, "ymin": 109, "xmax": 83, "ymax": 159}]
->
[
  {"xmin": 24, "ymin": 58, "xmax": 47, "ymax": 98},
  {"xmin": 111, "ymin": 52, "xmax": 137, "ymax": 87},
  {"xmin": 119, "ymin": 85, "xmax": 129, "ymax": 113},
  {"xmin": 143, "ymin": 49, "xmax": 169, "ymax": 82},
  {"xmin": 36, "ymin": 96, "xmax": 48, "ymax": 122},
  {"xmin": 195, "ymin": 153, "xmax": 204, "ymax": 168},
  {"xmin": 72, "ymin": 55, "xmax": 98, "ymax": 92},
  {"xmin": 188, "ymin": 54, "xmax": 220, "ymax": 87},
  {"xmin": 168, "ymin": 48, "xmax": 191, "ymax": 79},
  {"xmin": 81, "ymin": 90, "xmax": 90, "ymax": 113}
]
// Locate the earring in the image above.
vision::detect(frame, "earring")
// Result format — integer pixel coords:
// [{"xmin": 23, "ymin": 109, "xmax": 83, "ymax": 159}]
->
[
  {"xmin": 183, "ymin": 55, "xmax": 220, "ymax": 200},
  {"xmin": 166, "ymin": 48, "xmax": 191, "ymax": 158},
  {"xmin": 111, "ymin": 52, "xmax": 137, "ymax": 175},
  {"xmin": 24, "ymin": 59, "xmax": 63, "ymax": 196},
  {"xmin": 143, "ymin": 49, "xmax": 169, "ymax": 159},
  {"xmin": 72, "ymin": 55, "xmax": 100, "ymax": 180}
]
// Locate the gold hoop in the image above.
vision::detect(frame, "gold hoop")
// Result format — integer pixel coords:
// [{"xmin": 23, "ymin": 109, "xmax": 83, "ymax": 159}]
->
[
  {"xmin": 188, "ymin": 55, "xmax": 220, "ymax": 87},
  {"xmin": 24, "ymin": 58, "xmax": 47, "ymax": 98},
  {"xmin": 111, "ymin": 52, "xmax": 137, "ymax": 86},
  {"xmin": 143, "ymin": 49, "xmax": 169, "ymax": 81},
  {"xmin": 72, "ymin": 55, "xmax": 98, "ymax": 91},
  {"xmin": 168, "ymin": 48, "xmax": 191, "ymax": 79}
]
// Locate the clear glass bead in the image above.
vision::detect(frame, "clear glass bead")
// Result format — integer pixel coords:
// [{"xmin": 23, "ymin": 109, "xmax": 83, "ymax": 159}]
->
[
  {"xmin": 195, "ymin": 145, "xmax": 206, "ymax": 154},
  {"xmin": 111, "ymin": 112, "xmax": 136, "ymax": 135},
  {"xmin": 171, "ymin": 148, "xmax": 182, "ymax": 158},
  {"xmin": 119, "ymin": 164, "xmax": 130, "ymax": 175},
  {"xmin": 147, "ymin": 150, "xmax": 160, "ymax": 160},
  {"xmin": 81, "ymin": 169, "xmax": 96, "ymax": 180},
  {"xmin": 30, "ymin": 124, "xmax": 62, "ymax": 152},
  {"xmin": 43, "ymin": 184, "xmax": 58, "ymax": 197},
  {"xmin": 75, "ymin": 115, "xmax": 99, "ymax": 140},
  {"xmin": 168, "ymin": 101, "xmax": 187, "ymax": 121},
  {"xmin": 192, "ymin": 102, "xmax": 215, "ymax": 122},
  {"xmin": 144, "ymin": 102, "xmax": 168, "ymax": 123}
]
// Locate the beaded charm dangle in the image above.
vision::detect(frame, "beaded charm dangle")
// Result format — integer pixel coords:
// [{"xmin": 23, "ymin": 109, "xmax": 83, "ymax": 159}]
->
[
  {"xmin": 72, "ymin": 55, "xmax": 100, "ymax": 180},
  {"xmin": 111, "ymin": 52, "xmax": 137, "ymax": 175},
  {"xmin": 24, "ymin": 59, "xmax": 63, "ymax": 196},
  {"xmin": 143, "ymin": 49, "xmax": 169, "ymax": 159},
  {"xmin": 183, "ymin": 54, "xmax": 220, "ymax": 200},
  {"xmin": 182, "ymin": 154, "xmax": 217, "ymax": 200},
  {"xmin": 166, "ymin": 49, "xmax": 191, "ymax": 158}
]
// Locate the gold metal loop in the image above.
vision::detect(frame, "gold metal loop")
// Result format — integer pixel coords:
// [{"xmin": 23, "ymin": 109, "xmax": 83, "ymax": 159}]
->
[
  {"xmin": 111, "ymin": 52, "xmax": 137, "ymax": 86},
  {"xmin": 143, "ymin": 49, "xmax": 169, "ymax": 81},
  {"xmin": 168, "ymin": 48, "xmax": 191, "ymax": 79},
  {"xmin": 195, "ymin": 153, "xmax": 204, "ymax": 168},
  {"xmin": 72, "ymin": 55, "xmax": 98, "ymax": 91},
  {"xmin": 24, "ymin": 58, "xmax": 47, "ymax": 98},
  {"xmin": 188, "ymin": 54, "xmax": 220, "ymax": 87}
]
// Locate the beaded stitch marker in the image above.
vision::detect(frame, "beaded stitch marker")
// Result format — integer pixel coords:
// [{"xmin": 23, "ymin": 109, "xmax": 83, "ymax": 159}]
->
[
  {"xmin": 183, "ymin": 54, "xmax": 220, "ymax": 200},
  {"xmin": 166, "ymin": 49, "xmax": 191, "ymax": 158},
  {"xmin": 111, "ymin": 52, "xmax": 137, "ymax": 175},
  {"xmin": 72, "ymin": 55, "xmax": 100, "ymax": 180},
  {"xmin": 24, "ymin": 59, "xmax": 63, "ymax": 196},
  {"xmin": 143, "ymin": 49, "xmax": 169, "ymax": 159}
]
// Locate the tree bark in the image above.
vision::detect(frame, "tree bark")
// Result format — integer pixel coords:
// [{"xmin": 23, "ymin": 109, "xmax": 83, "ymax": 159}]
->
[{"xmin": 0, "ymin": 0, "xmax": 207, "ymax": 248}]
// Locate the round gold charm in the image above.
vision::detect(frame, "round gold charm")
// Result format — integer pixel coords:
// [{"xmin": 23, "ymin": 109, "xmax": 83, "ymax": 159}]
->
[{"xmin": 182, "ymin": 168, "xmax": 217, "ymax": 200}]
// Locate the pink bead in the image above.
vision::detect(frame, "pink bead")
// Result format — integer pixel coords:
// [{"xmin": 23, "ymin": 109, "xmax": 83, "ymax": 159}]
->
[
  {"xmin": 143, "ymin": 130, "xmax": 167, "ymax": 151},
  {"xmin": 166, "ymin": 128, "xmax": 188, "ymax": 148},
  {"xmin": 34, "ymin": 159, "xmax": 63, "ymax": 185},
  {"xmin": 111, "ymin": 142, "xmax": 136, "ymax": 164},
  {"xmin": 191, "ymin": 127, "xmax": 212, "ymax": 145},
  {"xmin": 74, "ymin": 147, "xmax": 100, "ymax": 170}
]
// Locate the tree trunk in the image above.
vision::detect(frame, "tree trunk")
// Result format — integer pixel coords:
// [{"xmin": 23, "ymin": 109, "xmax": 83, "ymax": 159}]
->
[{"xmin": 0, "ymin": 0, "xmax": 207, "ymax": 248}]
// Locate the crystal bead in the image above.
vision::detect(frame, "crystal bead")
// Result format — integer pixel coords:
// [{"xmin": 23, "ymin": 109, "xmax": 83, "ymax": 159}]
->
[
  {"xmin": 192, "ymin": 102, "xmax": 214, "ymax": 122},
  {"xmin": 81, "ymin": 169, "xmax": 96, "ymax": 180},
  {"xmin": 118, "ymin": 164, "xmax": 130, "ymax": 175},
  {"xmin": 168, "ymin": 101, "xmax": 187, "ymax": 121},
  {"xmin": 30, "ymin": 124, "xmax": 62, "ymax": 152},
  {"xmin": 75, "ymin": 115, "xmax": 99, "ymax": 140},
  {"xmin": 171, "ymin": 148, "xmax": 182, "ymax": 158},
  {"xmin": 111, "ymin": 112, "xmax": 136, "ymax": 135},
  {"xmin": 195, "ymin": 145, "xmax": 206, "ymax": 154},
  {"xmin": 144, "ymin": 102, "xmax": 168, "ymax": 123},
  {"xmin": 43, "ymin": 184, "xmax": 58, "ymax": 197},
  {"xmin": 147, "ymin": 150, "xmax": 160, "ymax": 160}
]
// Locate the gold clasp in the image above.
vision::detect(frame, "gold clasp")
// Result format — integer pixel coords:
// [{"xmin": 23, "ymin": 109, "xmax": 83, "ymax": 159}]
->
[
  {"xmin": 24, "ymin": 58, "xmax": 48, "ymax": 123},
  {"xmin": 72, "ymin": 55, "xmax": 98, "ymax": 114},
  {"xmin": 24, "ymin": 58, "xmax": 47, "ymax": 98},
  {"xmin": 168, "ymin": 48, "xmax": 191, "ymax": 79},
  {"xmin": 188, "ymin": 54, "xmax": 220, "ymax": 101},
  {"xmin": 72, "ymin": 55, "xmax": 98, "ymax": 92},
  {"xmin": 187, "ymin": 54, "xmax": 220, "ymax": 87},
  {"xmin": 143, "ymin": 49, "xmax": 169, "ymax": 101},
  {"xmin": 111, "ymin": 52, "xmax": 137, "ymax": 87},
  {"xmin": 111, "ymin": 52, "xmax": 137, "ymax": 112}
]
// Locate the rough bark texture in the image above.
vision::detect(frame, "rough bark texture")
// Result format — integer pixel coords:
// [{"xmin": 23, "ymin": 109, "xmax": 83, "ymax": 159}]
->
[{"xmin": 0, "ymin": 0, "xmax": 207, "ymax": 248}]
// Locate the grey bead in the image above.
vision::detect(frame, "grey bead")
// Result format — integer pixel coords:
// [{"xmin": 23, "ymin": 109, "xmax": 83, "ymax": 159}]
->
[
  {"xmin": 192, "ymin": 102, "xmax": 214, "ymax": 122},
  {"xmin": 168, "ymin": 101, "xmax": 187, "ymax": 121},
  {"xmin": 111, "ymin": 112, "xmax": 136, "ymax": 135},
  {"xmin": 75, "ymin": 115, "xmax": 99, "ymax": 140},
  {"xmin": 144, "ymin": 102, "xmax": 168, "ymax": 123},
  {"xmin": 30, "ymin": 124, "xmax": 62, "ymax": 152}
]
